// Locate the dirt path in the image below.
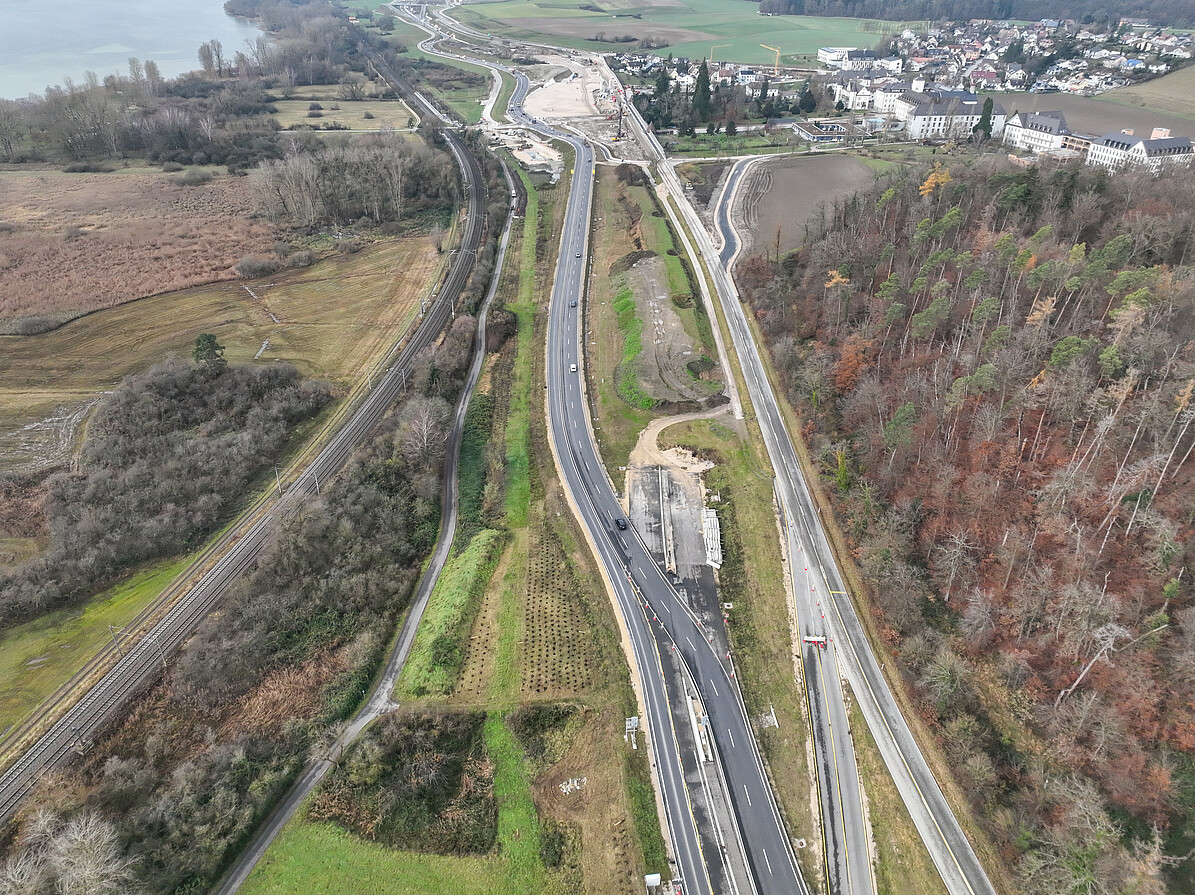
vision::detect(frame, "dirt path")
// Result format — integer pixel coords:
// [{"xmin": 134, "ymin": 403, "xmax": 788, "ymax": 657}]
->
[{"xmin": 627, "ymin": 406, "xmax": 732, "ymax": 471}]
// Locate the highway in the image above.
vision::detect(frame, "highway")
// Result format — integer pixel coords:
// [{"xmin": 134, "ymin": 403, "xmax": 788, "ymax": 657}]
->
[
  {"xmin": 398, "ymin": 11, "xmax": 814, "ymax": 894},
  {"xmin": 712, "ymin": 160, "xmax": 872, "ymax": 895},
  {"xmin": 532, "ymin": 116, "xmax": 808, "ymax": 895},
  {"xmin": 703, "ymin": 155, "xmax": 998, "ymax": 895},
  {"xmin": 0, "ymin": 96, "xmax": 488, "ymax": 827}
]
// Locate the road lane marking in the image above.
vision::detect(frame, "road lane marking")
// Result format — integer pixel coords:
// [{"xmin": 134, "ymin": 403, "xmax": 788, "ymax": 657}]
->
[
  {"xmin": 686, "ymin": 637, "xmax": 695, "ymax": 650},
  {"xmin": 728, "ymin": 728, "xmax": 735, "ymax": 748},
  {"xmin": 763, "ymin": 847, "xmax": 772, "ymax": 874},
  {"xmin": 743, "ymin": 785, "xmax": 752, "ymax": 806},
  {"xmin": 710, "ymin": 680, "xmax": 719, "ymax": 697}
]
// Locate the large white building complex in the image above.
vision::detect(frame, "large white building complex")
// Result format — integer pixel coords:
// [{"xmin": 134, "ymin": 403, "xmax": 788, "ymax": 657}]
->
[{"xmin": 1086, "ymin": 128, "xmax": 1194, "ymax": 173}]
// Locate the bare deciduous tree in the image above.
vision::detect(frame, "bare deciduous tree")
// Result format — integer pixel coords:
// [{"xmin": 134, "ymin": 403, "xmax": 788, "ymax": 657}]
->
[
  {"xmin": 0, "ymin": 811, "xmax": 142, "ymax": 895},
  {"xmin": 397, "ymin": 396, "xmax": 451, "ymax": 467}
]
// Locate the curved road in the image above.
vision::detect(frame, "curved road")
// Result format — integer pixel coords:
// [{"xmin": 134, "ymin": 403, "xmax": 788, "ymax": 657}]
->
[{"xmin": 713, "ymin": 159, "xmax": 871, "ymax": 895}]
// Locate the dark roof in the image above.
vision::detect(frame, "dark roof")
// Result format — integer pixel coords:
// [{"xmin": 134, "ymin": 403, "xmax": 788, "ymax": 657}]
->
[
  {"xmin": 1141, "ymin": 136, "xmax": 1193, "ymax": 155},
  {"xmin": 1095, "ymin": 131, "xmax": 1136, "ymax": 150},
  {"xmin": 903, "ymin": 90, "xmax": 1004, "ymax": 117},
  {"xmin": 1094, "ymin": 132, "xmax": 1193, "ymax": 154},
  {"xmin": 1010, "ymin": 111, "xmax": 1070, "ymax": 134}
]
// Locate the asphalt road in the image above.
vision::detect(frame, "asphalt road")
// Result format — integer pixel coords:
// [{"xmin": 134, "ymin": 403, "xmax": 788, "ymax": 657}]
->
[
  {"xmin": 0, "ymin": 89, "xmax": 488, "ymax": 828},
  {"xmin": 713, "ymin": 160, "xmax": 872, "ymax": 895},
  {"xmin": 709, "ymin": 156, "xmax": 998, "ymax": 895},
  {"xmin": 425, "ymin": 30, "xmax": 812, "ymax": 895}
]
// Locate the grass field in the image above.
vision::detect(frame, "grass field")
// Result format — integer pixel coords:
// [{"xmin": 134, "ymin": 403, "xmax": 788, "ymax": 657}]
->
[
  {"xmin": 0, "ymin": 168, "xmax": 275, "ymax": 321},
  {"xmin": 494, "ymin": 70, "xmax": 517, "ymax": 124},
  {"xmin": 269, "ymin": 91, "xmax": 416, "ymax": 131},
  {"xmin": 848, "ymin": 692, "xmax": 949, "ymax": 895},
  {"xmin": 588, "ymin": 168, "xmax": 722, "ymax": 471},
  {"xmin": 0, "ymin": 557, "xmax": 191, "ymax": 740},
  {"xmin": 240, "ymin": 822, "xmax": 511, "ymax": 895},
  {"xmin": 395, "ymin": 529, "xmax": 508, "ymax": 698},
  {"xmin": 590, "ymin": 171, "xmax": 659, "ymax": 472},
  {"xmin": 0, "ymin": 239, "xmax": 438, "ymax": 471},
  {"xmin": 671, "ymin": 132, "xmax": 795, "ymax": 155},
  {"xmin": 453, "ymin": 0, "xmax": 903, "ymax": 65},
  {"xmin": 1097, "ymin": 63, "xmax": 1195, "ymax": 122},
  {"xmin": 386, "ymin": 21, "xmax": 492, "ymax": 124}
]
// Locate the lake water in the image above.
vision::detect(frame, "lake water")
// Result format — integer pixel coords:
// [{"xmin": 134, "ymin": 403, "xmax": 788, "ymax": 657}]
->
[{"xmin": 0, "ymin": 0, "xmax": 263, "ymax": 100}]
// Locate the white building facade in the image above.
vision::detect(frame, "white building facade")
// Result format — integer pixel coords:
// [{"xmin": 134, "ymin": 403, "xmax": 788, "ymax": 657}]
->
[
  {"xmin": 1003, "ymin": 111, "xmax": 1070, "ymax": 153},
  {"xmin": 1086, "ymin": 128, "xmax": 1194, "ymax": 173}
]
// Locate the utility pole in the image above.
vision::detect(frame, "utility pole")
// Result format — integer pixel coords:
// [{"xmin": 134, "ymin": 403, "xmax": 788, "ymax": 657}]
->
[
  {"xmin": 108, "ymin": 625, "xmax": 125, "ymax": 658},
  {"xmin": 151, "ymin": 633, "xmax": 167, "ymax": 670}
]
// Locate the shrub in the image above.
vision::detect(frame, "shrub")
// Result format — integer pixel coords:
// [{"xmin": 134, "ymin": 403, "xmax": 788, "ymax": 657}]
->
[
  {"xmin": 287, "ymin": 249, "xmax": 316, "ymax": 268},
  {"xmin": 309, "ymin": 710, "xmax": 497, "ymax": 855},
  {"xmin": 307, "ymin": 110, "xmax": 324, "ymax": 118},
  {"xmin": 168, "ymin": 169, "xmax": 215, "ymax": 186},
  {"xmin": 235, "ymin": 255, "xmax": 282, "ymax": 278},
  {"xmin": 161, "ymin": 161, "xmax": 185, "ymax": 172},
  {"xmin": 10, "ymin": 316, "xmax": 62, "ymax": 336},
  {"xmin": 0, "ymin": 359, "xmax": 331, "ymax": 629},
  {"xmin": 308, "ymin": 102, "xmax": 323, "ymax": 110},
  {"xmin": 62, "ymin": 162, "xmax": 113, "ymax": 173}
]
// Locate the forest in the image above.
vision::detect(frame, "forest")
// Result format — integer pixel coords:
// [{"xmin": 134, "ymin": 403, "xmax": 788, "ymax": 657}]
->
[
  {"xmin": 752, "ymin": 0, "xmax": 1195, "ymax": 30},
  {"xmin": 737, "ymin": 159, "xmax": 1195, "ymax": 892},
  {"xmin": 0, "ymin": 358, "xmax": 330, "ymax": 631}
]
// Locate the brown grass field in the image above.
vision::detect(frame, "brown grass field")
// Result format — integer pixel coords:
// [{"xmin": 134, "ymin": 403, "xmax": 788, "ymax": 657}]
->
[
  {"xmin": 0, "ymin": 168, "xmax": 277, "ymax": 321},
  {"xmin": 0, "ymin": 239, "xmax": 439, "ymax": 472},
  {"xmin": 512, "ymin": 16, "xmax": 711, "ymax": 46},
  {"xmin": 987, "ymin": 86, "xmax": 1195, "ymax": 138}
]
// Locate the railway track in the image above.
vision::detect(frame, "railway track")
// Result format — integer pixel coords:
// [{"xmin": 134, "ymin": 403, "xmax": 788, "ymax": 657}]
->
[{"xmin": 0, "ymin": 94, "xmax": 487, "ymax": 826}]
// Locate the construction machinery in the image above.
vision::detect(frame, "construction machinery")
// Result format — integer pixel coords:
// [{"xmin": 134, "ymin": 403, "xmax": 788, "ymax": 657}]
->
[{"xmin": 760, "ymin": 43, "xmax": 781, "ymax": 76}]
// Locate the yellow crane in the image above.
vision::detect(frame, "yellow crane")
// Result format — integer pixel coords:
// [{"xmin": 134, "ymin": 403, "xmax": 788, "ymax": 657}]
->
[
  {"xmin": 709, "ymin": 43, "xmax": 729, "ymax": 62},
  {"xmin": 760, "ymin": 44, "xmax": 781, "ymax": 76}
]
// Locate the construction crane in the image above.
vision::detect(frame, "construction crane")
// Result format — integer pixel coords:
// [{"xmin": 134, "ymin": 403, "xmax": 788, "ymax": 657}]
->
[
  {"xmin": 709, "ymin": 43, "xmax": 729, "ymax": 62},
  {"xmin": 760, "ymin": 43, "xmax": 781, "ymax": 76}
]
